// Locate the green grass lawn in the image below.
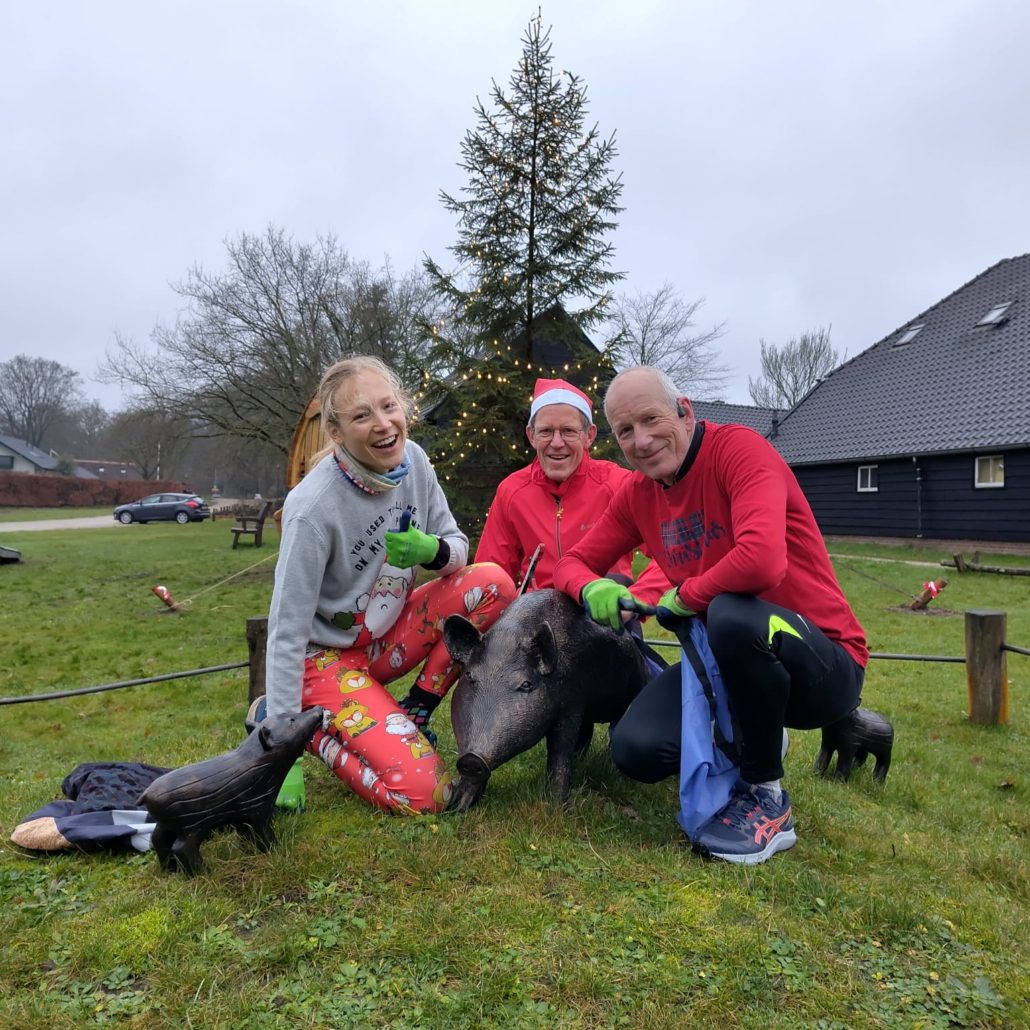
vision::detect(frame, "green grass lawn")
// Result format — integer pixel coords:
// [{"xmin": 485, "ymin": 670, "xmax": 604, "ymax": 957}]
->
[{"xmin": 0, "ymin": 521, "xmax": 1026, "ymax": 1027}]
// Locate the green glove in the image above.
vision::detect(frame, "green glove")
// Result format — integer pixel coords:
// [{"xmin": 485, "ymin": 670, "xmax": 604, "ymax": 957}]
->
[
  {"xmin": 657, "ymin": 586, "xmax": 695, "ymax": 619},
  {"xmin": 275, "ymin": 758, "xmax": 305, "ymax": 811},
  {"xmin": 384, "ymin": 523, "xmax": 440, "ymax": 568},
  {"xmin": 581, "ymin": 578, "xmax": 638, "ymax": 631}
]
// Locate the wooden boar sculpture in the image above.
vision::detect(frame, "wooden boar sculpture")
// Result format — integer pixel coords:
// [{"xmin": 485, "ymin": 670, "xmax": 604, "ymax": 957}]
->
[
  {"xmin": 815, "ymin": 706, "xmax": 894, "ymax": 783},
  {"xmin": 442, "ymin": 589, "xmax": 650, "ymax": 811},
  {"xmin": 139, "ymin": 707, "xmax": 325, "ymax": 874}
]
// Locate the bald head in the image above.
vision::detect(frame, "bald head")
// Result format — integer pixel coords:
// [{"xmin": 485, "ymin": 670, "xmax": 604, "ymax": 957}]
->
[
  {"xmin": 604, "ymin": 366, "xmax": 681, "ymax": 423},
  {"xmin": 604, "ymin": 366, "xmax": 693, "ymax": 486}
]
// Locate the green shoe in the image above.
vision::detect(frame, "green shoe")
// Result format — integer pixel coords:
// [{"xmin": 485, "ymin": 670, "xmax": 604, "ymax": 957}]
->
[{"xmin": 276, "ymin": 758, "xmax": 305, "ymax": 811}]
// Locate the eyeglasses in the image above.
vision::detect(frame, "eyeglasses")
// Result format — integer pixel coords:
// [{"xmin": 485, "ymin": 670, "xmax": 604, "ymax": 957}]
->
[{"xmin": 531, "ymin": 427, "xmax": 584, "ymax": 442}]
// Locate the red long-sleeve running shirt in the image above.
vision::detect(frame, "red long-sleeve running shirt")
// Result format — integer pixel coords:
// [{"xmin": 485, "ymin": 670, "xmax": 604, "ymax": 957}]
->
[
  {"xmin": 554, "ymin": 422, "xmax": 868, "ymax": 667},
  {"xmin": 475, "ymin": 451, "xmax": 669, "ymax": 602}
]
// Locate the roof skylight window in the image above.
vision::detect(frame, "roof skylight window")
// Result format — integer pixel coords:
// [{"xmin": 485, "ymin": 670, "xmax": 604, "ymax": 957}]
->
[
  {"xmin": 893, "ymin": 324, "xmax": 923, "ymax": 346},
  {"xmin": 976, "ymin": 301, "xmax": 1012, "ymax": 327}
]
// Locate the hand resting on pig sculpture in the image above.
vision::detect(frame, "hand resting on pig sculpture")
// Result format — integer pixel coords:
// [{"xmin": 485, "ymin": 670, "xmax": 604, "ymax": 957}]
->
[{"xmin": 442, "ymin": 589, "xmax": 651, "ymax": 810}]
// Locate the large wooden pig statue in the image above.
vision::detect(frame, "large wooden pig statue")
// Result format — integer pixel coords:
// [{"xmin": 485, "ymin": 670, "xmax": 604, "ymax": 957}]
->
[
  {"xmin": 139, "ymin": 707, "xmax": 325, "ymax": 874},
  {"xmin": 442, "ymin": 589, "xmax": 650, "ymax": 811}
]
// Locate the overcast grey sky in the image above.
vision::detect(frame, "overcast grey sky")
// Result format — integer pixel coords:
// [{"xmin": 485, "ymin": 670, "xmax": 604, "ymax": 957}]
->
[{"xmin": 3, "ymin": 0, "xmax": 1029, "ymax": 411}]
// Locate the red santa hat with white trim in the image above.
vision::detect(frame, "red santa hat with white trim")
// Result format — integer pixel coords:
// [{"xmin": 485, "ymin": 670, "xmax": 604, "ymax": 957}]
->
[{"xmin": 528, "ymin": 378, "xmax": 594, "ymax": 425}]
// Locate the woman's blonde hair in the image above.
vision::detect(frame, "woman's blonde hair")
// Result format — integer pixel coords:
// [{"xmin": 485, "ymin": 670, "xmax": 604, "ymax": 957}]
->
[{"xmin": 318, "ymin": 355, "xmax": 413, "ymax": 429}]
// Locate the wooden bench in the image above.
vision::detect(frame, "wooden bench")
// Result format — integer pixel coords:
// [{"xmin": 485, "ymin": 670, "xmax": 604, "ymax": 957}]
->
[{"xmin": 230, "ymin": 500, "xmax": 274, "ymax": 549}]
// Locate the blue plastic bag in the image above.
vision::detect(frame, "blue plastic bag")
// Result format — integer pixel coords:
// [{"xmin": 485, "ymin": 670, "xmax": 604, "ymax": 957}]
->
[{"xmin": 676, "ymin": 618, "xmax": 740, "ymax": 840}]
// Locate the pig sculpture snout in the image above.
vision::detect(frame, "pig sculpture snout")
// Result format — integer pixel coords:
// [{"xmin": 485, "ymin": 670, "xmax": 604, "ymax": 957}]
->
[
  {"xmin": 448, "ymin": 752, "xmax": 492, "ymax": 812},
  {"xmin": 442, "ymin": 590, "xmax": 649, "ymax": 810}
]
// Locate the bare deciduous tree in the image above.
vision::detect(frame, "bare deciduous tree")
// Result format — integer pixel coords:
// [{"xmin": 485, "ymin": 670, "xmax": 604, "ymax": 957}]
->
[
  {"xmin": 748, "ymin": 326, "xmax": 841, "ymax": 409},
  {"xmin": 607, "ymin": 285, "xmax": 729, "ymax": 396},
  {"xmin": 0, "ymin": 354, "xmax": 83, "ymax": 448},
  {"xmin": 101, "ymin": 226, "xmax": 440, "ymax": 456},
  {"xmin": 340, "ymin": 259, "xmax": 448, "ymax": 388},
  {"xmin": 188, "ymin": 433, "xmax": 286, "ymax": 499},
  {"xmin": 48, "ymin": 400, "xmax": 112, "ymax": 459},
  {"xmin": 107, "ymin": 407, "xmax": 193, "ymax": 481},
  {"xmin": 72, "ymin": 401, "xmax": 112, "ymax": 456}
]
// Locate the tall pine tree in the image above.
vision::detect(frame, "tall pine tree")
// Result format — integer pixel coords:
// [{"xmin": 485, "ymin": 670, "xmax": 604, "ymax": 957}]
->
[{"xmin": 420, "ymin": 13, "xmax": 625, "ymax": 534}]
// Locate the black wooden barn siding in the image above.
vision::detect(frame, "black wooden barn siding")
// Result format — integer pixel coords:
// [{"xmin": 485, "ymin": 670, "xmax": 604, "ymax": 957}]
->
[{"xmin": 791, "ymin": 449, "xmax": 1030, "ymax": 541}]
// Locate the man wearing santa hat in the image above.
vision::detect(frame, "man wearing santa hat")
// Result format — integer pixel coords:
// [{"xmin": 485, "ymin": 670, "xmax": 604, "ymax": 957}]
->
[{"xmin": 475, "ymin": 377, "xmax": 669, "ymax": 604}]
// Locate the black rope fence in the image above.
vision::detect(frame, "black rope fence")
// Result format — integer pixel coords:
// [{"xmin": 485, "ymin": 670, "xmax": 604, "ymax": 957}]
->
[
  {"xmin": 644, "ymin": 639, "xmax": 966, "ymax": 663},
  {"xmin": 0, "ymin": 648, "xmax": 971, "ymax": 706},
  {"xmin": 0, "ymin": 662, "xmax": 248, "ymax": 706},
  {"xmin": 3, "ymin": 617, "xmax": 1026, "ymax": 708}
]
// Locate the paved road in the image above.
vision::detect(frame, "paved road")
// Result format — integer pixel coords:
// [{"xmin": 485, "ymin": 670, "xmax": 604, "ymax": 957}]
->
[
  {"xmin": 0, "ymin": 514, "xmax": 119, "ymax": 532},
  {"xmin": 1, "ymin": 500, "xmax": 242, "ymax": 534}
]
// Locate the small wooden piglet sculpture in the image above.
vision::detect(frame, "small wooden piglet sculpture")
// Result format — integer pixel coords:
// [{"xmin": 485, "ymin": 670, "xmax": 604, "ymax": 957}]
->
[{"xmin": 140, "ymin": 707, "xmax": 324, "ymax": 874}]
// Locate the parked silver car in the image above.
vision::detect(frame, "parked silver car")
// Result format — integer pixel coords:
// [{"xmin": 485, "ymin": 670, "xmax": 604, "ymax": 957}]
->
[{"xmin": 113, "ymin": 493, "xmax": 211, "ymax": 525}]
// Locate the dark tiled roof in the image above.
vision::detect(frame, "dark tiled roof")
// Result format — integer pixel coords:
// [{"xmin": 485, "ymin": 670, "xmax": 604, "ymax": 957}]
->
[
  {"xmin": 691, "ymin": 400, "xmax": 781, "ymax": 436},
  {"xmin": 773, "ymin": 255, "xmax": 1030, "ymax": 464},
  {"xmin": 0, "ymin": 434, "xmax": 60, "ymax": 471}
]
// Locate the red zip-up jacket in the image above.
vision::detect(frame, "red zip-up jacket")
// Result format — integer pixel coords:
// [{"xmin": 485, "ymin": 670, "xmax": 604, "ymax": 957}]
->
[
  {"xmin": 475, "ymin": 451, "xmax": 670, "ymax": 601},
  {"xmin": 553, "ymin": 423, "xmax": 868, "ymax": 667}
]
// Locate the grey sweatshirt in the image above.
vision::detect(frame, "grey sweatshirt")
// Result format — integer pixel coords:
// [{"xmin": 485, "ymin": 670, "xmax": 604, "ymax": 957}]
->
[{"xmin": 265, "ymin": 441, "xmax": 468, "ymax": 717}]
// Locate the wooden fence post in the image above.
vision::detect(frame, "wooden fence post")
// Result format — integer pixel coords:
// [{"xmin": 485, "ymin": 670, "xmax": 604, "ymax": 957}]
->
[
  {"xmin": 964, "ymin": 609, "xmax": 1008, "ymax": 725},
  {"xmin": 246, "ymin": 616, "xmax": 269, "ymax": 703}
]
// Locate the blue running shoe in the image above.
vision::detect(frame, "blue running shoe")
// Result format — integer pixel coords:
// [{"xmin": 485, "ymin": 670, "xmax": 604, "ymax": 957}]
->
[
  {"xmin": 692, "ymin": 780, "xmax": 797, "ymax": 865},
  {"xmin": 245, "ymin": 694, "xmax": 267, "ymax": 735}
]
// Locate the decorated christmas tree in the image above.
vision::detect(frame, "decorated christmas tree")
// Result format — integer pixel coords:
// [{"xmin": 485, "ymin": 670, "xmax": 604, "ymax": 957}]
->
[{"xmin": 420, "ymin": 14, "xmax": 625, "ymax": 537}]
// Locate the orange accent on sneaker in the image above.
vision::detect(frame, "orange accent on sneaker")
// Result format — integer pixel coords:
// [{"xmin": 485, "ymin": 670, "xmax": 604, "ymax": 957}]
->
[{"xmin": 753, "ymin": 807, "xmax": 792, "ymax": 846}]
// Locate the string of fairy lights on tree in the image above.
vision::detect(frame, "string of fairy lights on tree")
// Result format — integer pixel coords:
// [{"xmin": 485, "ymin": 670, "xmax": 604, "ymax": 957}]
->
[{"xmin": 414, "ymin": 333, "xmax": 616, "ymax": 483}]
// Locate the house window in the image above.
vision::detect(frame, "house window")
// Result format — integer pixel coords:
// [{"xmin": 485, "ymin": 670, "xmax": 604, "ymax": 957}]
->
[
  {"xmin": 976, "ymin": 302, "xmax": 1012, "ymax": 327},
  {"xmin": 857, "ymin": 465, "xmax": 878, "ymax": 492},
  {"xmin": 0, "ymin": 455, "xmax": 13, "ymax": 470},
  {"xmin": 975, "ymin": 454, "xmax": 1004, "ymax": 488},
  {"xmin": 893, "ymin": 324, "xmax": 923, "ymax": 346}
]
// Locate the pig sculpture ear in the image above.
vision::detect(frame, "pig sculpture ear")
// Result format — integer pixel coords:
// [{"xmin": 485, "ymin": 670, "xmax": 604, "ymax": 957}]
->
[
  {"xmin": 443, "ymin": 614, "xmax": 482, "ymax": 666},
  {"xmin": 529, "ymin": 622, "xmax": 557, "ymax": 675},
  {"xmin": 258, "ymin": 723, "xmax": 274, "ymax": 751}
]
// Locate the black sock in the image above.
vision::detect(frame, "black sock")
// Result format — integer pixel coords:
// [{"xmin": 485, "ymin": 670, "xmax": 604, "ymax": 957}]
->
[{"xmin": 398, "ymin": 685, "xmax": 442, "ymax": 730}]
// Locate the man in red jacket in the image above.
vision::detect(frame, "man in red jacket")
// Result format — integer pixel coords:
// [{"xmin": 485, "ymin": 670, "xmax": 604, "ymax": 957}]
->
[
  {"xmin": 475, "ymin": 377, "xmax": 668, "ymax": 603},
  {"xmin": 554, "ymin": 366, "xmax": 868, "ymax": 865}
]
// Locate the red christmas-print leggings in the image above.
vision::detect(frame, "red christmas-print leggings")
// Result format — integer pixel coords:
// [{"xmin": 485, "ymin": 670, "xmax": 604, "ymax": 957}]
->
[{"xmin": 301, "ymin": 563, "xmax": 515, "ymax": 815}]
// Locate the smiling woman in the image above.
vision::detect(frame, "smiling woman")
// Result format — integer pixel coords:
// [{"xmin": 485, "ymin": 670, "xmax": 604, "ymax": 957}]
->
[
  {"xmin": 262, "ymin": 355, "xmax": 516, "ymax": 816},
  {"xmin": 320, "ymin": 362, "xmax": 410, "ymax": 478}
]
